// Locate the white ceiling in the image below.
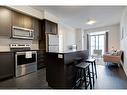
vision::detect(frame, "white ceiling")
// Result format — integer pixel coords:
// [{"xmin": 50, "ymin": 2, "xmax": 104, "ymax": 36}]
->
[{"xmin": 32, "ymin": 6, "xmax": 125, "ymax": 30}]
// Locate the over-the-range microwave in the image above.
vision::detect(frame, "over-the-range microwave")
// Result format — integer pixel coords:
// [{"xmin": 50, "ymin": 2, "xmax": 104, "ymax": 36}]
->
[{"xmin": 12, "ymin": 26, "xmax": 34, "ymax": 40}]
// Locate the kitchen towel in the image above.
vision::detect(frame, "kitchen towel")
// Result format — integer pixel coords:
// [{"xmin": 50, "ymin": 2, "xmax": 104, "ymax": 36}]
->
[{"xmin": 25, "ymin": 51, "xmax": 32, "ymax": 58}]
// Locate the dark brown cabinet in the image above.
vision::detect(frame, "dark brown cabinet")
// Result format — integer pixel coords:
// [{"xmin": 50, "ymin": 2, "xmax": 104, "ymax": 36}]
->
[
  {"xmin": 0, "ymin": 52, "xmax": 14, "ymax": 80},
  {"xmin": 37, "ymin": 50, "xmax": 46, "ymax": 69},
  {"xmin": 46, "ymin": 50, "xmax": 89, "ymax": 88},
  {"xmin": 42, "ymin": 19, "xmax": 58, "ymax": 34},
  {"xmin": 33, "ymin": 18, "xmax": 41, "ymax": 40},
  {"xmin": 39, "ymin": 40, "xmax": 46, "ymax": 51},
  {"xmin": 23, "ymin": 15, "xmax": 33, "ymax": 29},
  {"xmin": 0, "ymin": 7, "xmax": 12, "ymax": 36},
  {"xmin": 39, "ymin": 20, "xmax": 46, "ymax": 50},
  {"xmin": 12, "ymin": 11, "xmax": 24, "ymax": 28},
  {"xmin": 12, "ymin": 11, "xmax": 33, "ymax": 29},
  {"xmin": 39, "ymin": 19, "xmax": 58, "ymax": 51}
]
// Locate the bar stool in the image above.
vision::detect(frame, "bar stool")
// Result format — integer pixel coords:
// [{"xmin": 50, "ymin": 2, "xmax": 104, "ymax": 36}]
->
[
  {"xmin": 85, "ymin": 58, "xmax": 97, "ymax": 86},
  {"xmin": 74, "ymin": 62, "xmax": 92, "ymax": 89},
  {"xmin": 74, "ymin": 57, "xmax": 83, "ymax": 64}
]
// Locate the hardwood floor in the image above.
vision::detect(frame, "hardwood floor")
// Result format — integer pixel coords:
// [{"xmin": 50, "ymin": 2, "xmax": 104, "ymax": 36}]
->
[
  {"xmin": 0, "ymin": 64, "xmax": 127, "ymax": 89},
  {"xmin": 0, "ymin": 68, "xmax": 50, "ymax": 89},
  {"xmin": 94, "ymin": 65, "xmax": 127, "ymax": 89}
]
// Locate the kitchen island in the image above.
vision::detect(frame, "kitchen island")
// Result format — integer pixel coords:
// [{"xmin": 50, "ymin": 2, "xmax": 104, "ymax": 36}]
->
[{"xmin": 45, "ymin": 50, "xmax": 89, "ymax": 89}]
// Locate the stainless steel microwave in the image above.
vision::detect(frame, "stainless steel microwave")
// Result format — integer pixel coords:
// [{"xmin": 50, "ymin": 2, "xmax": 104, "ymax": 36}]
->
[{"xmin": 12, "ymin": 26, "xmax": 34, "ymax": 39}]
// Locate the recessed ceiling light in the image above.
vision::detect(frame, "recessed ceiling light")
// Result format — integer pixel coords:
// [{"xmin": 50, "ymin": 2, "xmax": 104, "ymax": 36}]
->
[{"xmin": 86, "ymin": 19, "xmax": 96, "ymax": 25}]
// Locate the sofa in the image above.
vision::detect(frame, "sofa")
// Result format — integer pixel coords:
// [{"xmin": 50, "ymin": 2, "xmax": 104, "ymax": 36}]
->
[{"xmin": 103, "ymin": 50, "xmax": 123, "ymax": 64}]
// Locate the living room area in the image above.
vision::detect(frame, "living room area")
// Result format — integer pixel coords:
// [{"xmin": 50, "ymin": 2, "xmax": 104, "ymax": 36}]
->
[
  {"xmin": 82, "ymin": 23, "xmax": 127, "ymax": 89},
  {"xmin": 84, "ymin": 24, "xmax": 122, "ymax": 66},
  {"xmin": 78, "ymin": 6, "xmax": 127, "ymax": 89}
]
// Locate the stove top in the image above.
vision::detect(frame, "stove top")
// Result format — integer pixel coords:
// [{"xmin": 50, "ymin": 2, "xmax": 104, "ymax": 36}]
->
[{"xmin": 10, "ymin": 44, "xmax": 31, "ymax": 52}]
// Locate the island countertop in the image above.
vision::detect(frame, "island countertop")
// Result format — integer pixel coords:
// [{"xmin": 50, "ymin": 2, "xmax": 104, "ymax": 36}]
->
[
  {"xmin": 45, "ymin": 50, "xmax": 89, "ymax": 88},
  {"xmin": 46, "ymin": 50, "xmax": 79, "ymax": 54}
]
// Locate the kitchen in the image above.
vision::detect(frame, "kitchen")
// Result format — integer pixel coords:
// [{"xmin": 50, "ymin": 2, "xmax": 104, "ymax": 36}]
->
[
  {"xmin": 0, "ymin": 6, "xmax": 82, "ymax": 88},
  {"xmin": 0, "ymin": 6, "xmax": 56, "ymax": 78}
]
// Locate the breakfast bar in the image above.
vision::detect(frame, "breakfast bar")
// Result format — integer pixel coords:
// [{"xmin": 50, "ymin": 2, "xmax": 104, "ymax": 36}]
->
[{"xmin": 45, "ymin": 50, "xmax": 89, "ymax": 89}]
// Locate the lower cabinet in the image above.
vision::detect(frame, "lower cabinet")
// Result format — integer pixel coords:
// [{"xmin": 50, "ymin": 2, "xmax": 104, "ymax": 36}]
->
[
  {"xmin": 37, "ymin": 50, "xmax": 46, "ymax": 70},
  {"xmin": 0, "ymin": 52, "xmax": 14, "ymax": 80}
]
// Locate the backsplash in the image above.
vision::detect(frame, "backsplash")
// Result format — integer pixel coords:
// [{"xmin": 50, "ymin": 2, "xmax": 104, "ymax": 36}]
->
[{"xmin": 0, "ymin": 36, "xmax": 39, "ymax": 51}]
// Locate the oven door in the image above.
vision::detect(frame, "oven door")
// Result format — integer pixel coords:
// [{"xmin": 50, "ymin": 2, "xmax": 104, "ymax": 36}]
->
[{"xmin": 15, "ymin": 51, "xmax": 37, "ymax": 67}]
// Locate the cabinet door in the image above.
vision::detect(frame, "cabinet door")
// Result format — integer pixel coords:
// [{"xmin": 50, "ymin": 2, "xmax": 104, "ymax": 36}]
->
[
  {"xmin": 12, "ymin": 11, "xmax": 24, "ymax": 27},
  {"xmin": 0, "ymin": 7, "xmax": 12, "ymax": 36},
  {"xmin": 12, "ymin": 11, "xmax": 33, "ymax": 29},
  {"xmin": 23, "ymin": 15, "xmax": 33, "ymax": 29},
  {"xmin": 39, "ymin": 40, "xmax": 46, "ymax": 50},
  {"xmin": 33, "ymin": 18, "xmax": 41, "ymax": 40},
  {"xmin": 0, "ymin": 52, "xmax": 14, "ymax": 80},
  {"xmin": 51, "ymin": 22, "xmax": 58, "ymax": 34},
  {"xmin": 37, "ymin": 50, "xmax": 46, "ymax": 69},
  {"xmin": 45, "ymin": 20, "xmax": 52, "ymax": 33},
  {"xmin": 45, "ymin": 19, "xmax": 58, "ymax": 34}
]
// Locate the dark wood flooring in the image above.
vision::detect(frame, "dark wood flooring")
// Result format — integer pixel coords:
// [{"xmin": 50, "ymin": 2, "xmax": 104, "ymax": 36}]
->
[
  {"xmin": 0, "ymin": 64, "xmax": 127, "ymax": 89},
  {"xmin": 94, "ymin": 65, "xmax": 127, "ymax": 89}
]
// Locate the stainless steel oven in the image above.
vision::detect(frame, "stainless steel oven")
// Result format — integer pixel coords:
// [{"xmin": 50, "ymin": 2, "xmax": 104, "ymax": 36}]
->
[
  {"xmin": 10, "ymin": 44, "xmax": 37, "ymax": 77},
  {"xmin": 15, "ymin": 51, "xmax": 37, "ymax": 77}
]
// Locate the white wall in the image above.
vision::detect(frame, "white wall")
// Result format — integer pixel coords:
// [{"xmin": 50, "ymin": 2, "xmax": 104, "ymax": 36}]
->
[
  {"xmin": 120, "ymin": 7, "xmax": 127, "ymax": 76},
  {"xmin": 58, "ymin": 23, "xmax": 76, "ymax": 52},
  {"xmin": 75, "ymin": 28, "xmax": 84, "ymax": 51},
  {"xmin": 84, "ymin": 24, "xmax": 120, "ymax": 51}
]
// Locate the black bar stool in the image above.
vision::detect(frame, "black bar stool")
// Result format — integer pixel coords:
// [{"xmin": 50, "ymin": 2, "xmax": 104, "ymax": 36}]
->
[
  {"xmin": 85, "ymin": 58, "xmax": 97, "ymax": 86},
  {"xmin": 74, "ymin": 57, "xmax": 83, "ymax": 64},
  {"xmin": 74, "ymin": 62, "xmax": 92, "ymax": 89}
]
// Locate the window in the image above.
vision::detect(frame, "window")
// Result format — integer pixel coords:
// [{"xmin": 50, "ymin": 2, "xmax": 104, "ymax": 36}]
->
[{"xmin": 89, "ymin": 32, "xmax": 105, "ymax": 55}]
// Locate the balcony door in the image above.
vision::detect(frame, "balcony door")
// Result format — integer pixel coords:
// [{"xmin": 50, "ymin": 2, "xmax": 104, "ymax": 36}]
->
[{"xmin": 90, "ymin": 32, "xmax": 105, "ymax": 55}]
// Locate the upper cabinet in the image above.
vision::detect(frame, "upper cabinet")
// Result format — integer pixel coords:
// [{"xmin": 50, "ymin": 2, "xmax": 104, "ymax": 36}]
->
[
  {"xmin": 12, "ymin": 11, "xmax": 24, "ymax": 28},
  {"xmin": 0, "ymin": 7, "xmax": 12, "ymax": 36},
  {"xmin": 39, "ymin": 19, "xmax": 58, "ymax": 50},
  {"xmin": 0, "ymin": 7, "xmax": 58, "ymax": 41},
  {"xmin": 23, "ymin": 15, "xmax": 33, "ymax": 29},
  {"xmin": 12, "ymin": 11, "xmax": 42, "ymax": 40},
  {"xmin": 42, "ymin": 19, "xmax": 58, "ymax": 35},
  {"xmin": 12, "ymin": 11, "xmax": 33, "ymax": 29},
  {"xmin": 33, "ymin": 18, "xmax": 41, "ymax": 40}
]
